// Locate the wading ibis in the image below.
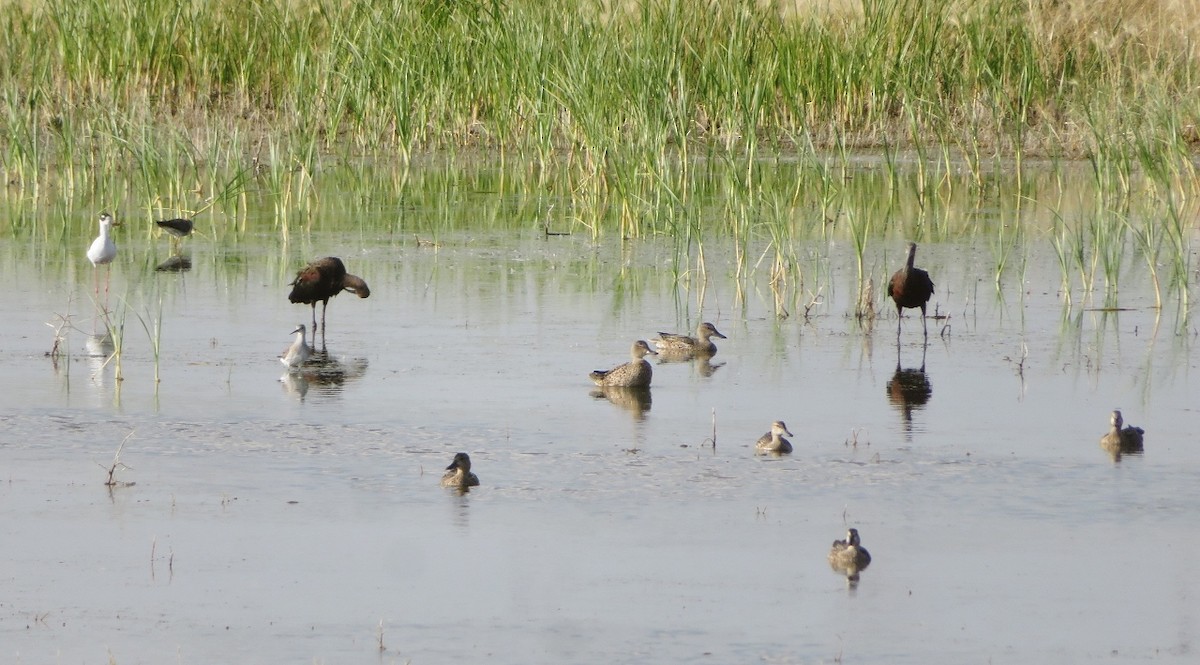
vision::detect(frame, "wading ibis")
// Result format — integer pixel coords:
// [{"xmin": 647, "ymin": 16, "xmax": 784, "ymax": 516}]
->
[
  {"xmin": 288, "ymin": 257, "xmax": 371, "ymax": 336},
  {"xmin": 887, "ymin": 242, "xmax": 935, "ymax": 340}
]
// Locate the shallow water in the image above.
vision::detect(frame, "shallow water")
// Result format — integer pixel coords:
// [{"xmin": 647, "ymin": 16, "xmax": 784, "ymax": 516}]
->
[{"xmin": 2, "ymin": 201, "xmax": 1200, "ymax": 663}]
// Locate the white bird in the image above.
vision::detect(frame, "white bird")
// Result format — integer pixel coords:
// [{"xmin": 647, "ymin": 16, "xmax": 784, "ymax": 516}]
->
[
  {"xmin": 87, "ymin": 212, "xmax": 118, "ymax": 296},
  {"xmin": 279, "ymin": 324, "xmax": 312, "ymax": 369}
]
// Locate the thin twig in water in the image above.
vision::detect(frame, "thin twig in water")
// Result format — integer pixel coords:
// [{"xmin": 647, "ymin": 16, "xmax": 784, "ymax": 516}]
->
[
  {"xmin": 1003, "ymin": 341, "xmax": 1029, "ymax": 378},
  {"xmin": 701, "ymin": 408, "xmax": 718, "ymax": 449},
  {"xmin": 844, "ymin": 428, "xmax": 868, "ymax": 448},
  {"xmin": 100, "ymin": 431, "xmax": 136, "ymax": 487},
  {"xmin": 802, "ymin": 288, "xmax": 824, "ymax": 321}
]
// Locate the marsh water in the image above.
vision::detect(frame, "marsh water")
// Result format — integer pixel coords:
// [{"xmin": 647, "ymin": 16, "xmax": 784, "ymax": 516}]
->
[{"xmin": 2, "ymin": 159, "xmax": 1200, "ymax": 664}]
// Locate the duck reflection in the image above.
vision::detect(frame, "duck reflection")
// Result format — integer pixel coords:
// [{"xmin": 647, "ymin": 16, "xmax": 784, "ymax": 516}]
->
[
  {"xmin": 590, "ymin": 385, "xmax": 652, "ymax": 420},
  {"xmin": 887, "ymin": 348, "xmax": 932, "ymax": 432},
  {"xmin": 279, "ymin": 345, "xmax": 369, "ymax": 401},
  {"xmin": 1099, "ymin": 409, "xmax": 1144, "ymax": 463},
  {"xmin": 656, "ymin": 350, "xmax": 725, "ymax": 378},
  {"xmin": 155, "ymin": 255, "xmax": 192, "ymax": 273}
]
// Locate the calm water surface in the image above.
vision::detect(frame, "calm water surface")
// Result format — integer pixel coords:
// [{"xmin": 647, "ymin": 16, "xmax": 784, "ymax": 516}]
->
[{"xmin": 2, "ymin": 209, "xmax": 1199, "ymax": 663}]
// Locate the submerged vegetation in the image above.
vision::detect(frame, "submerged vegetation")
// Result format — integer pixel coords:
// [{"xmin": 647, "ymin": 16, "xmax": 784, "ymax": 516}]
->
[{"xmin": 0, "ymin": 0, "xmax": 1196, "ymax": 317}]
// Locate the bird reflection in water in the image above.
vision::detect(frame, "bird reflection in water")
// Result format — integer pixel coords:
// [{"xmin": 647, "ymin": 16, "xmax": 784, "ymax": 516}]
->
[
  {"xmin": 279, "ymin": 345, "xmax": 369, "ymax": 401},
  {"xmin": 590, "ymin": 385, "xmax": 652, "ymax": 420},
  {"xmin": 886, "ymin": 347, "xmax": 932, "ymax": 434},
  {"xmin": 155, "ymin": 255, "xmax": 192, "ymax": 273},
  {"xmin": 154, "ymin": 217, "xmax": 195, "ymax": 272},
  {"xmin": 655, "ymin": 349, "xmax": 725, "ymax": 378}
]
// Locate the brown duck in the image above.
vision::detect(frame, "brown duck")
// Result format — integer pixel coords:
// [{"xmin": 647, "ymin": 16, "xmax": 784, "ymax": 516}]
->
[{"xmin": 589, "ymin": 340, "xmax": 657, "ymax": 388}]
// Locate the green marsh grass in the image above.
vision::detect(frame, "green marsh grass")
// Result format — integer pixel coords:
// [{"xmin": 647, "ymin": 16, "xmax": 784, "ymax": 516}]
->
[
  {"xmin": 1, "ymin": 0, "xmax": 1197, "ymax": 322},
  {"xmin": 3, "ymin": 0, "xmax": 1198, "ymax": 215}
]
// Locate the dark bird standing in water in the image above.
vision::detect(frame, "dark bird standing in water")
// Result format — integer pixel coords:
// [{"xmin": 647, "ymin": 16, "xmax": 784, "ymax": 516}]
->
[
  {"xmin": 288, "ymin": 257, "xmax": 371, "ymax": 336},
  {"xmin": 887, "ymin": 242, "xmax": 935, "ymax": 341},
  {"xmin": 155, "ymin": 218, "xmax": 194, "ymax": 238}
]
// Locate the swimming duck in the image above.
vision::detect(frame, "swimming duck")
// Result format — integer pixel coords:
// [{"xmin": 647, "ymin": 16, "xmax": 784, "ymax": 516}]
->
[
  {"xmin": 441, "ymin": 452, "xmax": 480, "ymax": 488},
  {"xmin": 654, "ymin": 322, "xmax": 727, "ymax": 356},
  {"xmin": 279, "ymin": 324, "xmax": 312, "ymax": 369},
  {"xmin": 589, "ymin": 340, "xmax": 657, "ymax": 388},
  {"xmin": 1099, "ymin": 410, "xmax": 1144, "ymax": 455},
  {"xmin": 754, "ymin": 420, "xmax": 794, "ymax": 454},
  {"xmin": 828, "ymin": 528, "xmax": 872, "ymax": 572}
]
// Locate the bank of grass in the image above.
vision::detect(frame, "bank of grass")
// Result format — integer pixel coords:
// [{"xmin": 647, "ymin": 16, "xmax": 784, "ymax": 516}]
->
[
  {"xmin": 0, "ymin": 0, "xmax": 1196, "ymax": 170},
  {"xmin": 0, "ymin": 0, "xmax": 1196, "ymax": 313}
]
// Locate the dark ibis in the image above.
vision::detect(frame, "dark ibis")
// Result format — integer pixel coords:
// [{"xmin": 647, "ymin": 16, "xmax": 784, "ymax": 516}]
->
[
  {"xmin": 887, "ymin": 242, "xmax": 935, "ymax": 340},
  {"xmin": 287, "ymin": 257, "xmax": 371, "ymax": 336}
]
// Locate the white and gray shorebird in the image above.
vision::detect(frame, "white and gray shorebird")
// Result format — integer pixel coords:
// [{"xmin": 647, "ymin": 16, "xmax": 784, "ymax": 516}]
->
[
  {"xmin": 87, "ymin": 212, "xmax": 119, "ymax": 296},
  {"xmin": 279, "ymin": 324, "xmax": 313, "ymax": 369}
]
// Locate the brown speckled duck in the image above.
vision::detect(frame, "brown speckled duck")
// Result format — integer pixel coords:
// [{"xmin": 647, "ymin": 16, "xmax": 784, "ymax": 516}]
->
[
  {"xmin": 589, "ymin": 340, "xmax": 657, "ymax": 388},
  {"xmin": 654, "ymin": 322, "xmax": 727, "ymax": 357},
  {"xmin": 754, "ymin": 420, "xmax": 794, "ymax": 454}
]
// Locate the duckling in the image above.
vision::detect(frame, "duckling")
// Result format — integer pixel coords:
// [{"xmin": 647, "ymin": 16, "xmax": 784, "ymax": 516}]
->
[
  {"xmin": 279, "ymin": 324, "xmax": 312, "ymax": 369},
  {"xmin": 441, "ymin": 452, "xmax": 480, "ymax": 488},
  {"xmin": 1099, "ymin": 409, "xmax": 1144, "ymax": 455},
  {"xmin": 653, "ymin": 322, "xmax": 727, "ymax": 356},
  {"xmin": 589, "ymin": 340, "xmax": 657, "ymax": 388},
  {"xmin": 754, "ymin": 420, "xmax": 794, "ymax": 454},
  {"xmin": 828, "ymin": 528, "xmax": 872, "ymax": 575}
]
